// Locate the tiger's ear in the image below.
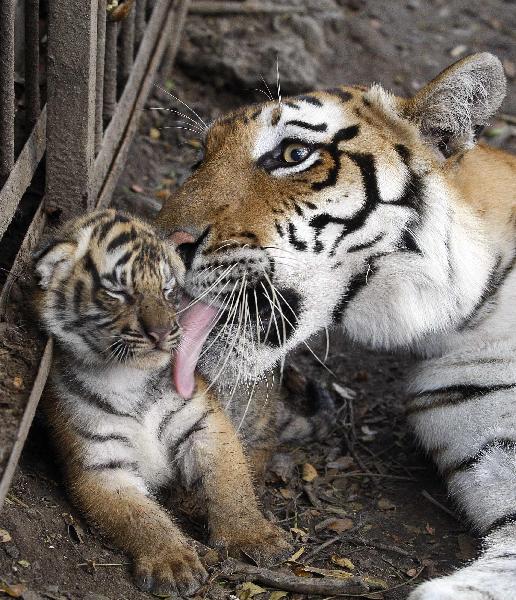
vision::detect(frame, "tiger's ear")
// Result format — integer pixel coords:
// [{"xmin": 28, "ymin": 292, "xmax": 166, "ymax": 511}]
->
[
  {"xmin": 402, "ymin": 53, "xmax": 506, "ymax": 157},
  {"xmin": 34, "ymin": 241, "xmax": 77, "ymax": 289}
]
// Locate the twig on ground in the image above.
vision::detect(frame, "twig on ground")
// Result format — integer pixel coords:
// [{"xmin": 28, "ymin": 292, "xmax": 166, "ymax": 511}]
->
[
  {"xmin": 303, "ymin": 483, "xmax": 322, "ymax": 508},
  {"xmin": 221, "ymin": 558, "xmax": 372, "ymax": 595},
  {"xmin": 332, "ymin": 471, "xmax": 416, "ymax": 481},
  {"xmin": 421, "ymin": 489, "xmax": 457, "ymax": 519},
  {"xmin": 345, "ymin": 535, "xmax": 416, "ymax": 559},
  {"xmin": 189, "ymin": 2, "xmax": 305, "ymax": 15},
  {"xmin": 302, "ymin": 535, "xmax": 341, "ymax": 561}
]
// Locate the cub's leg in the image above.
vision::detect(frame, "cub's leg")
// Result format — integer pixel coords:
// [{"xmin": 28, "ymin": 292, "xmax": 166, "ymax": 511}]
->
[
  {"xmin": 180, "ymin": 387, "xmax": 293, "ymax": 566},
  {"xmin": 70, "ymin": 469, "xmax": 208, "ymax": 596},
  {"xmin": 47, "ymin": 403, "xmax": 208, "ymax": 597},
  {"xmin": 407, "ymin": 350, "xmax": 516, "ymax": 599}
]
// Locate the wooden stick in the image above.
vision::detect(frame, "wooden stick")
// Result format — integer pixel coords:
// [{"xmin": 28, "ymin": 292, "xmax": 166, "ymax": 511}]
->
[
  {"xmin": 345, "ymin": 535, "xmax": 415, "ymax": 559},
  {"xmin": 221, "ymin": 559, "xmax": 371, "ymax": 595},
  {"xmin": 189, "ymin": 2, "xmax": 305, "ymax": 15}
]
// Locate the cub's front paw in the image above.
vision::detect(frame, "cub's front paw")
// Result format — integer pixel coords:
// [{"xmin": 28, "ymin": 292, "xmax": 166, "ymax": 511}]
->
[
  {"xmin": 134, "ymin": 542, "xmax": 208, "ymax": 597},
  {"xmin": 212, "ymin": 518, "xmax": 293, "ymax": 567}
]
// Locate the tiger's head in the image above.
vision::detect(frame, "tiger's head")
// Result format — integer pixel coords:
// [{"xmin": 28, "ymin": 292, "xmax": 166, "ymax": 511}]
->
[
  {"xmin": 156, "ymin": 53, "xmax": 507, "ymax": 396},
  {"xmin": 35, "ymin": 209, "xmax": 184, "ymax": 370}
]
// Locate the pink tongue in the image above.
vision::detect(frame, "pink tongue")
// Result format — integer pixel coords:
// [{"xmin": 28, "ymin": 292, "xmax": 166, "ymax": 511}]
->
[{"xmin": 174, "ymin": 301, "xmax": 218, "ymax": 399}]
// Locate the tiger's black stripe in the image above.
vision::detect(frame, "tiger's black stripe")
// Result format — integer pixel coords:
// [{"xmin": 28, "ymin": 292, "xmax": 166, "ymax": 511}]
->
[
  {"xmin": 157, "ymin": 409, "xmax": 179, "ymax": 442},
  {"xmin": 407, "ymin": 382, "xmax": 516, "ymax": 415},
  {"xmin": 285, "ymin": 120, "xmax": 327, "ymax": 132},
  {"xmin": 74, "ymin": 427, "xmax": 132, "ymax": 445},
  {"xmin": 296, "ymin": 94, "xmax": 323, "ymax": 107},
  {"xmin": 168, "ymin": 410, "xmax": 213, "ymax": 454},
  {"xmin": 107, "ymin": 228, "xmax": 137, "ymax": 252},
  {"xmin": 86, "ymin": 460, "xmax": 139, "ymax": 472},
  {"xmin": 444, "ymin": 438, "xmax": 516, "ymax": 478},
  {"xmin": 62, "ymin": 372, "xmax": 137, "ymax": 418},
  {"xmin": 459, "ymin": 253, "xmax": 516, "ymax": 330}
]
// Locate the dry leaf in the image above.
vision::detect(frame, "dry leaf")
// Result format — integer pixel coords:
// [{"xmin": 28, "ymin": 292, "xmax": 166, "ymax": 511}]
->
[
  {"xmin": 12, "ymin": 376, "xmax": 24, "ymax": 390},
  {"xmin": 302, "ymin": 463, "xmax": 318, "ymax": 482},
  {"xmin": 0, "ymin": 529, "xmax": 12, "ymax": 543},
  {"xmin": 377, "ymin": 498, "xmax": 396, "ymax": 511},
  {"xmin": 327, "ymin": 456, "xmax": 354, "ymax": 470},
  {"xmin": 237, "ymin": 582, "xmax": 267, "ymax": 599},
  {"xmin": 279, "ymin": 488, "xmax": 295, "ymax": 500},
  {"xmin": 155, "ymin": 190, "xmax": 169, "ymax": 200},
  {"xmin": 269, "ymin": 453, "xmax": 295, "ymax": 483},
  {"xmin": 290, "ymin": 528, "xmax": 308, "ymax": 541},
  {"xmin": 450, "ymin": 44, "xmax": 467, "ymax": 57},
  {"xmin": 287, "ymin": 546, "xmax": 305, "ymax": 562},
  {"xmin": 332, "ymin": 383, "xmax": 356, "ymax": 400},
  {"xmin": 269, "ymin": 592, "xmax": 288, "ymax": 600},
  {"xmin": 149, "ymin": 127, "xmax": 160, "ymax": 140},
  {"xmin": 130, "ymin": 184, "xmax": 143, "ymax": 193},
  {"xmin": 331, "ymin": 555, "xmax": 355, "ymax": 570},
  {"xmin": 326, "ymin": 518, "xmax": 353, "ymax": 533},
  {"xmin": 0, "ymin": 582, "xmax": 25, "ymax": 598},
  {"xmin": 406, "ymin": 568, "xmax": 418, "ymax": 577}
]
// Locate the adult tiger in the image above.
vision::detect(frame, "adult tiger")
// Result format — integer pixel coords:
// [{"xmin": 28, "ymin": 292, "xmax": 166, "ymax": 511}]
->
[{"xmin": 158, "ymin": 53, "xmax": 516, "ymax": 598}]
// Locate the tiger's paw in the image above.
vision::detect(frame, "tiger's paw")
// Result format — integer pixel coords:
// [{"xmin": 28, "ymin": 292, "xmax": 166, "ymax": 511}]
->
[
  {"xmin": 134, "ymin": 542, "xmax": 208, "ymax": 597},
  {"xmin": 409, "ymin": 558, "xmax": 516, "ymax": 600},
  {"xmin": 211, "ymin": 518, "xmax": 293, "ymax": 567}
]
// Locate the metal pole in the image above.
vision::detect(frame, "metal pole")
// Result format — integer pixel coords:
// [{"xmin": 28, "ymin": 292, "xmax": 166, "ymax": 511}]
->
[
  {"xmin": 135, "ymin": 0, "xmax": 147, "ymax": 45},
  {"xmin": 103, "ymin": 20, "xmax": 118, "ymax": 123},
  {"xmin": 121, "ymin": 3, "xmax": 136, "ymax": 79},
  {"xmin": 46, "ymin": 0, "xmax": 98, "ymax": 215},
  {"xmin": 24, "ymin": 0, "xmax": 41, "ymax": 131},
  {"xmin": 0, "ymin": 0, "xmax": 16, "ymax": 184},
  {"xmin": 95, "ymin": 0, "xmax": 107, "ymax": 152}
]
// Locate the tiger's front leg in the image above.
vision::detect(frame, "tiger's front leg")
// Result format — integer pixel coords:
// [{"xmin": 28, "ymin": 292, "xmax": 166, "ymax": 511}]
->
[
  {"xmin": 407, "ymin": 350, "xmax": 516, "ymax": 599},
  {"xmin": 181, "ymin": 383, "xmax": 293, "ymax": 566}
]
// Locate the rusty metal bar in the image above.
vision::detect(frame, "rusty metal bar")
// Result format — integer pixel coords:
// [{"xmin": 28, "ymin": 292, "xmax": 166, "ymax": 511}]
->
[
  {"xmin": 160, "ymin": 0, "xmax": 190, "ymax": 79},
  {"xmin": 0, "ymin": 0, "xmax": 16, "ymax": 183},
  {"xmin": 103, "ymin": 20, "xmax": 118, "ymax": 123},
  {"xmin": 95, "ymin": 0, "xmax": 107, "ymax": 152},
  {"xmin": 0, "ymin": 339, "xmax": 53, "ymax": 512},
  {"xmin": 135, "ymin": 0, "xmax": 148, "ymax": 45},
  {"xmin": 93, "ymin": 0, "xmax": 182, "ymax": 200},
  {"xmin": 121, "ymin": 3, "xmax": 136, "ymax": 79},
  {"xmin": 0, "ymin": 107, "xmax": 46, "ymax": 241},
  {"xmin": 46, "ymin": 0, "xmax": 98, "ymax": 216},
  {"xmin": 97, "ymin": 0, "xmax": 190, "ymax": 207},
  {"xmin": 24, "ymin": 0, "xmax": 41, "ymax": 131}
]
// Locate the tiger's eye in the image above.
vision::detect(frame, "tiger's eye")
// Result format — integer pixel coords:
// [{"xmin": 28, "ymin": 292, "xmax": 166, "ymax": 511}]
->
[{"xmin": 282, "ymin": 143, "xmax": 311, "ymax": 164}]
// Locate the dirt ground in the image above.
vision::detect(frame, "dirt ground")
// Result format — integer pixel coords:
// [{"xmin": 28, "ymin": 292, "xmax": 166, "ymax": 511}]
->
[{"xmin": 1, "ymin": 2, "xmax": 515, "ymax": 599}]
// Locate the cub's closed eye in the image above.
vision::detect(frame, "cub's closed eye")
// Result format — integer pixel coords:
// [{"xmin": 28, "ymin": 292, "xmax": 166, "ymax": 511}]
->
[{"xmin": 282, "ymin": 143, "xmax": 311, "ymax": 164}]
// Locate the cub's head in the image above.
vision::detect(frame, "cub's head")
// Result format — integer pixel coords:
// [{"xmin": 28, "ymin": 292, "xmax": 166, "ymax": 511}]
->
[
  {"xmin": 35, "ymin": 209, "xmax": 184, "ymax": 369},
  {"xmin": 157, "ymin": 53, "xmax": 507, "ymax": 388}
]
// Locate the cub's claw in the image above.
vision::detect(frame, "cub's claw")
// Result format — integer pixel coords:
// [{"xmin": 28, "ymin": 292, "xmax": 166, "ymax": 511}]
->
[
  {"xmin": 212, "ymin": 518, "xmax": 293, "ymax": 567},
  {"xmin": 134, "ymin": 543, "xmax": 208, "ymax": 597}
]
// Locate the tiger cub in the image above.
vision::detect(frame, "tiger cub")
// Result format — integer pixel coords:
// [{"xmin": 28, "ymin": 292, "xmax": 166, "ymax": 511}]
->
[{"xmin": 34, "ymin": 209, "xmax": 291, "ymax": 596}]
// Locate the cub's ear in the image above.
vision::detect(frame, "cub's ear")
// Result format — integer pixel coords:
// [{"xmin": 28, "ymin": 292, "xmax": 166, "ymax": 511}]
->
[
  {"xmin": 34, "ymin": 241, "xmax": 77, "ymax": 289},
  {"xmin": 402, "ymin": 53, "xmax": 506, "ymax": 157}
]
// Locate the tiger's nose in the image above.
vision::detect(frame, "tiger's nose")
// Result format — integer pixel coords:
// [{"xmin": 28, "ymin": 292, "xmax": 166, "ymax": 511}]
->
[{"xmin": 146, "ymin": 326, "xmax": 173, "ymax": 344}]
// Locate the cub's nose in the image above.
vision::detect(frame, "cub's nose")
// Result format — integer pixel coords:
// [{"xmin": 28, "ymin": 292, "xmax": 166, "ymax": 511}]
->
[{"xmin": 146, "ymin": 326, "xmax": 174, "ymax": 345}]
